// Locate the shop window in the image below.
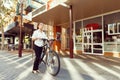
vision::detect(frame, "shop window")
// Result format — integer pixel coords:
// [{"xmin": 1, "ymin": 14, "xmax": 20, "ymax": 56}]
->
[
  {"xmin": 83, "ymin": 17, "xmax": 102, "ymax": 30},
  {"xmin": 75, "ymin": 21, "xmax": 82, "ymax": 35},
  {"xmin": 66, "ymin": 28, "xmax": 70, "ymax": 49},
  {"xmin": 104, "ymin": 12, "xmax": 120, "ymax": 52},
  {"xmin": 104, "ymin": 12, "xmax": 120, "ymax": 42},
  {"xmin": 75, "ymin": 21, "xmax": 82, "ymax": 43}
]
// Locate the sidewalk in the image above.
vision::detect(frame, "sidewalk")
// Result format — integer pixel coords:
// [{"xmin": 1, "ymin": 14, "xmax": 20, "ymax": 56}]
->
[{"xmin": 0, "ymin": 50, "xmax": 120, "ymax": 80}]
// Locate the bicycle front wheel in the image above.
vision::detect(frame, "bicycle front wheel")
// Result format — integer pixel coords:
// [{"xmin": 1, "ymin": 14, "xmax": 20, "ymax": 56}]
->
[
  {"xmin": 38, "ymin": 60, "xmax": 46, "ymax": 73},
  {"xmin": 46, "ymin": 50, "xmax": 60, "ymax": 76}
]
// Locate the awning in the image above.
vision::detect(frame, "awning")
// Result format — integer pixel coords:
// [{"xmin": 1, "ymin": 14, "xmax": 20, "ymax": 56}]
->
[
  {"xmin": 0, "ymin": 32, "xmax": 16, "ymax": 37},
  {"xmin": 4, "ymin": 22, "xmax": 18, "ymax": 33},
  {"xmin": 32, "ymin": 4, "xmax": 69, "ymax": 26},
  {"xmin": 4, "ymin": 21, "xmax": 34, "ymax": 36}
]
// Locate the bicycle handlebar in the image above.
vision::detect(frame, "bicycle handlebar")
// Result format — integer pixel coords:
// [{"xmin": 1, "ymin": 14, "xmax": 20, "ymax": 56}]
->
[
  {"xmin": 41, "ymin": 38, "xmax": 55, "ymax": 47},
  {"xmin": 41, "ymin": 38, "xmax": 55, "ymax": 42}
]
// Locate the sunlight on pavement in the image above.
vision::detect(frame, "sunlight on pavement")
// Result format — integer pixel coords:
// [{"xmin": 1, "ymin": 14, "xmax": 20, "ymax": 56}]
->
[
  {"xmin": 8, "ymin": 54, "xmax": 31, "ymax": 64},
  {"xmin": 0, "ymin": 54, "xmax": 17, "ymax": 62},
  {"xmin": 77, "ymin": 55, "xmax": 87, "ymax": 59},
  {"xmin": 4, "ymin": 55, "xmax": 18, "ymax": 61},
  {"xmin": 92, "ymin": 62, "xmax": 120, "ymax": 79},
  {"xmin": 112, "ymin": 65, "xmax": 120, "ymax": 70},
  {"xmin": 5, "ymin": 55, "xmax": 18, "ymax": 61},
  {"xmin": 14, "ymin": 66, "xmax": 33, "ymax": 80},
  {"xmin": 100, "ymin": 57, "xmax": 119, "ymax": 63},
  {"xmin": 15, "ymin": 58, "xmax": 32, "ymax": 68},
  {"xmin": 86, "ymin": 55, "xmax": 99, "ymax": 60},
  {"xmin": 63, "ymin": 58, "xmax": 84, "ymax": 80},
  {"xmin": 74, "ymin": 59, "xmax": 106, "ymax": 80},
  {"xmin": 0, "ymin": 74, "xmax": 5, "ymax": 80}
]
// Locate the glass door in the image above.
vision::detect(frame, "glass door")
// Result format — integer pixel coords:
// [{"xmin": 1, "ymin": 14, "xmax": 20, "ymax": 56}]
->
[
  {"xmin": 93, "ymin": 30, "xmax": 103, "ymax": 54},
  {"xmin": 83, "ymin": 28, "xmax": 93, "ymax": 54},
  {"xmin": 83, "ymin": 28, "xmax": 103, "ymax": 54}
]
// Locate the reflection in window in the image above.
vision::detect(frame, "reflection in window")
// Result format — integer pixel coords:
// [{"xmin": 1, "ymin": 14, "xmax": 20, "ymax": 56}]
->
[
  {"xmin": 75, "ymin": 21, "xmax": 82, "ymax": 43},
  {"xmin": 93, "ymin": 32, "xmax": 102, "ymax": 43},
  {"xmin": 75, "ymin": 21, "xmax": 82, "ymax": 35}
]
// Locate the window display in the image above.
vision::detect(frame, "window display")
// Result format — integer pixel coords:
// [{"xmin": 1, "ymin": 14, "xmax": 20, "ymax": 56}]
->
[
  {"xmin": 104, "ymin": 12, "xmax": 120, "ymax": 52},
  {"xmin": 75, "ymin": 21, "xmax": 82, "ymax": 50},
  {"xmin": 108, "ymin": 23, "xmax": 120, "ymax": 35},
  {"xmin": 104, "ymin": 12, "xmax": 120, "ymax": 42}
]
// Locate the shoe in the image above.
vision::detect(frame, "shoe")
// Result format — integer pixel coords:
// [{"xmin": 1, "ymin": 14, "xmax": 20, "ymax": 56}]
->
[
  {"xmin": 36, "ymin": 70, "xmax": 40, "ymax": 73},
  {"xmin": 32, "ymin": 70, "xmax": 37, "ymax": 74}
]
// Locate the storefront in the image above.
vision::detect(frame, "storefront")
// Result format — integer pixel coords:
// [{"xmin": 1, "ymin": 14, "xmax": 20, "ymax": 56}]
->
[
  {"xmin": 32, "ymin": 0, "xmax": 120, "ymax": 58},
  {"xmin": 75, "ymin": 11, "xmax": 120, "ymax": 57}
]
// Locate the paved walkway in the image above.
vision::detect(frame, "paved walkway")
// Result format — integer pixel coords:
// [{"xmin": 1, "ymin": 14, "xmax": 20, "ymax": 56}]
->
[{"xmin": 0, "ymin": 50, "xmax": 120, "ymax": 80}]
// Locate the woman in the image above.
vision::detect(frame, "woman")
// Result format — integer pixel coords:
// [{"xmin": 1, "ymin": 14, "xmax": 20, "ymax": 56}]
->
[{"xmin": 32, "ymin": 23, "xmax": 48, "ymax": 73}]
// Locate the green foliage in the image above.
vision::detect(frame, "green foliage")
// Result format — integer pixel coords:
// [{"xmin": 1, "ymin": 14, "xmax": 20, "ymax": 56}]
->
[
  {"xmin": 0, "ymin": 0, "xmax": 17, "ymax": 27},
  {"xmin": 0, "ymin": 0, "xmax": 17, "ymax": 50}
]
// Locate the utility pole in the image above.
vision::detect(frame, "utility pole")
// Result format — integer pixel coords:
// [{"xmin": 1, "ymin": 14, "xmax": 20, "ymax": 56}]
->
[{"xmin": 18, "ymin": 0, "xmax": 24, "ymax": 57}]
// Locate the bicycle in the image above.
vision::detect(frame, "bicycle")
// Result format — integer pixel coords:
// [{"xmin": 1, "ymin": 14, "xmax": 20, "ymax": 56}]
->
[{"xmin": 38, "ymin": 38, "xmax": 60, "ymax": 76}]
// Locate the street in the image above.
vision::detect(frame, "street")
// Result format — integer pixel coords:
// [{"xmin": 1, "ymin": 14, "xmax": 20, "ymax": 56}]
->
[{"xmin": 0, "ymin": 51, "xmax": 120, "ymax": 80}]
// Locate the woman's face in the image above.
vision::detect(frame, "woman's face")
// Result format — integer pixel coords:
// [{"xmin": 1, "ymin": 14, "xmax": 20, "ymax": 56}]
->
[{"xmin": 38, "ymin": 23, "xmax": 43, "ymax": 30}]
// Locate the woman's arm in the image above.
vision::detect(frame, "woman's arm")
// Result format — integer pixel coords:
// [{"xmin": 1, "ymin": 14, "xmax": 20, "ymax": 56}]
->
[
  {"xmin": 32, "ymin": 37, "xmax": 38, "ymax": 41},
  {"xmin": 32, "ymin": 31, "xmax": 39, "ymax": 41}
]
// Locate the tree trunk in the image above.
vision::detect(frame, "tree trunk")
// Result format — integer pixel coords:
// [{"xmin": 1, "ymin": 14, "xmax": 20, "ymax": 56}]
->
[{"xmin": 1, "ymin": 25, "xmax": 4, "ymax": 50}]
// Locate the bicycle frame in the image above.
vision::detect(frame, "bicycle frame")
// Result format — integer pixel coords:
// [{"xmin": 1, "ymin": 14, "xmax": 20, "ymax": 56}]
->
[{"xmin": 41, "ymin": 39, "xmax": 54, "ymax": 63}]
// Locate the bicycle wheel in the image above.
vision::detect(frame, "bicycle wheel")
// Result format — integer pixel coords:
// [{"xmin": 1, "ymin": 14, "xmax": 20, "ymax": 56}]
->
[
  {"xmin": 38, "ymin": 60, "xmax": 46, "ymax": 73},
  {"xmin": 46, "ymin": 50, "xmax": 60, "ymax": 76}
]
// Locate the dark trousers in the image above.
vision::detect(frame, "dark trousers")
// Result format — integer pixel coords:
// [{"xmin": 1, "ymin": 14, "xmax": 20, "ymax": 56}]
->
[{"xmin": 33, "ymin": 45, "xmax": 43, "ymax": 70}]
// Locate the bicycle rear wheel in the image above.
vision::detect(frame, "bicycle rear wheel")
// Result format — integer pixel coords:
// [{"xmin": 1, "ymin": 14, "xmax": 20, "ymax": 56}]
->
[{"xmin": 46, "ymin": 50, "xmax": 60, "ymax": 76}]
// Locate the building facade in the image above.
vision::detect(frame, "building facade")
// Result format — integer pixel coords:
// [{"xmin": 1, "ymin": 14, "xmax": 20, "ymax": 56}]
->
[
  {"xmin": 2, "ymin": 0, "xmax": 120, "ymax": 57},
  {"xmin": 30, "ymin": 0, "xmax": 120, "ymax": 58}
]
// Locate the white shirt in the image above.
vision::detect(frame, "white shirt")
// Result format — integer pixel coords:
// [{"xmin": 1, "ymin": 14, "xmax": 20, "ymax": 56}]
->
[{"xmin": 32, "ymin": 29, "xmax": 48, "ymax": 47}]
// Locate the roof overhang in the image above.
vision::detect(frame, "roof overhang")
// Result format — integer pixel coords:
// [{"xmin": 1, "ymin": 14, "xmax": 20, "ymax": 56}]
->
[
  {"xmin": 65, "ymin": 0, "xmax": 120, "ymax": 20},
  {"xmin": 32, "ymin": 0, "xmax": 120, "ymax": 26},
  {"xmin": 32, "ymin": 4, "xmax": 69, "ymax": 26}
]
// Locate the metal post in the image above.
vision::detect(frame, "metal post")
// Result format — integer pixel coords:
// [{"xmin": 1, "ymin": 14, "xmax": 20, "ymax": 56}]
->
[
  {"xmin": 69, "ymin": 5, "xmax": 73, "ymax": 58},
  {"xmin": 18, "ymin": 3, "xmax": 23, "ymax": 57}
]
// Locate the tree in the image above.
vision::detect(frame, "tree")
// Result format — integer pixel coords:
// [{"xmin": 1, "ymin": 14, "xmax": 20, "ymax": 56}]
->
[{"xmin": 0, "ymin": 0, "xmax": 17, "ymax": 50}]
